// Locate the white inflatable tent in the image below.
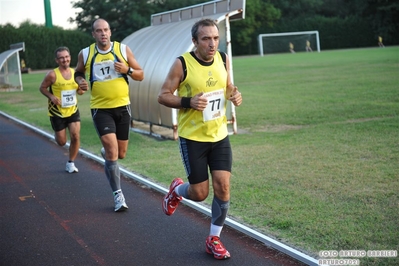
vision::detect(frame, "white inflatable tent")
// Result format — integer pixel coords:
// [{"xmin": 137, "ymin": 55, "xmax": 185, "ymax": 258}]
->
[
  {"xmin": 123, "ymin": 0, "xmax": 245, "ymax": 139},
  {"xmin": 0, "ymin": 42, "xmax": 25, "ymax": 92}
]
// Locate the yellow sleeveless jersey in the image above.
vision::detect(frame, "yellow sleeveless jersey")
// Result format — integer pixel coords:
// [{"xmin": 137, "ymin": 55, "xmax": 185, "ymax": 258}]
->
[
  {"xmin": 84, "ymin": 42, "xmax": 130, "ymax": 109},
  {"xmin": 48, "ymin": 68, "xmax": 78, "ymax": 118},
  {"xmin": 178, "ymin": 51, "xmax": 228, "ymax": 142}
]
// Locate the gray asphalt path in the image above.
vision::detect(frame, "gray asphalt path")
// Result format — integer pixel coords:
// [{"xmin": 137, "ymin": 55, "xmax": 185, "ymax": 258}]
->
[{"xmin": 0, "ymin": 114, "xmax": 307, "ymax": 266}]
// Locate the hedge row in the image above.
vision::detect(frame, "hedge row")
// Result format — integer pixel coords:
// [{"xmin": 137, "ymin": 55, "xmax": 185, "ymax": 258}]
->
[
  {"xmin": 232, "ymin": 15, "xmax": 397, "ymax": 55},
  {"xmin": 1, "ymin": 25, "xmax": 93, "ymax": 70},
  {"xmin": 274, "ymin": 16, "xmax": 378, "ymax": 50}
]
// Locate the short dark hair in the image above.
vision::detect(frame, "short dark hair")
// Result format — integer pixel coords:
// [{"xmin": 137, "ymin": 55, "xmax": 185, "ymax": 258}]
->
[
  {"xmin": 191, "ymin": 18, "xmax": 219, "ymax": 41},
  {"xmin": 54, "ymin": 46, "xmax": 70, "ymax": 58}
]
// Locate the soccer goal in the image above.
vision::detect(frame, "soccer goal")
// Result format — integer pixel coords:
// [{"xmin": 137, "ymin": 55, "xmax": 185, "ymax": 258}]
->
[
  {"xmin": 0, "ymin": 42, "xmax": 25, "ymax": 92},
  {"xmin": 258, "ymin": 31, "xmax": 320, "ymax": 56}
]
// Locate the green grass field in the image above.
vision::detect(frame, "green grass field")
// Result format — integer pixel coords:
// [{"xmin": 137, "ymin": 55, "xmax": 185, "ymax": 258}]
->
[{"xmin": 1, "ymin": 47, "xmax": 398, "ymax": 265}]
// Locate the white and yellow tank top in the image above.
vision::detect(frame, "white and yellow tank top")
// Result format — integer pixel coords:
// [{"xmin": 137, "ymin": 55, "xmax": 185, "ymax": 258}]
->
[
  {"xmin": 48, "ymin": 68, "xmax": 78, "ymax": 118},
  {"xmin": 83, "ymin": 41, "xmax": 130, "ymax": 109},
  {"xmin": 178, "ymin": 51, "xmax": 228, "ymax": 142}
]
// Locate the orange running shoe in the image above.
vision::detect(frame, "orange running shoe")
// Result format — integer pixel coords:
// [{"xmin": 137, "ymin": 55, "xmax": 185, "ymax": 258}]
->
[
  {"xmin": 205, "ymin": 236, "xmax": 231, "ymax": 260},
  {"xmin": 162, "ymin": 178, "xmax": 183, "ymax": 216}
]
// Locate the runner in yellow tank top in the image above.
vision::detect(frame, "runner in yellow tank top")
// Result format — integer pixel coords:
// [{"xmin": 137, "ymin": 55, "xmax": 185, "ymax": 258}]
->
[
  {"xmin": 178, "ymin": 51, "xmax": 228, "ymax": 142},
  {"xmin": 84, "ymin": 41, "xmax": 131, "ymax": 109},
  {"xmin": 158, "ymin": 18, "xmax": 242, "ymax": 260},
  {"xmin": 39, "ymin": 46, "xmax": 85, "ymax": 174},
  {"xmin": 74, "ymin": 18, "xmax": 144, "ymax": 212},
  {"xmin": 48, "ymin": 67, "xmax": 79, "ymax": 117}
]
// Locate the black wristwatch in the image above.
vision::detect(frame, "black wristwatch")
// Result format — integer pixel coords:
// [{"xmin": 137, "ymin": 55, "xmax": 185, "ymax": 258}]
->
[{"xmin": 127, "ymin": 67, "xmax": 133, "ymax": 76}]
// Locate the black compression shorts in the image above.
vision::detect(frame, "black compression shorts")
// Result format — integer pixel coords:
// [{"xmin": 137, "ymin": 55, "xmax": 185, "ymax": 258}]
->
[
  {"xmin": 91, "ymin": 105, "xmax": 131, "ymax": 140},
  {"xmin": 178, "ymin": 136, "xmax": 232, "ymax": 184}
]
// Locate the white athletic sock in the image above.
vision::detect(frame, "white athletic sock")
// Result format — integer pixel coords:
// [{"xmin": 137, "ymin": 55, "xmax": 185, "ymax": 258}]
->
[{"xmin": 210, "ymin": 224, "xmax": 223, "ymax": 237}]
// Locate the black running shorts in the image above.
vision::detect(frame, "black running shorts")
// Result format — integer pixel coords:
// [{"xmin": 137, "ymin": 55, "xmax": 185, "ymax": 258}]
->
[
  {"xmin": 50, "ymin": 110, "xmax": 80, "ymax": 132},
  {"xmin": 91, "ymin": 105, "xmax": 131, "ymax": 140},
  {"xmin": 178, "ymin": 136, "xmax": 232, "ymax": 184}
]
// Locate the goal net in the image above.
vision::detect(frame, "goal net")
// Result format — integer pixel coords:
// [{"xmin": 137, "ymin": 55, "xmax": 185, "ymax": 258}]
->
[{"xmin": 258, "ymin": 31, "xmax": 320, "ymax": 56}]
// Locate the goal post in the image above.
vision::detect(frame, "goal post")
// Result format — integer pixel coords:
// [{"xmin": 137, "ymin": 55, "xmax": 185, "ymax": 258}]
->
[{"xmin": 258, "ymin": 31, "xmax": 320, "ymax": 56}]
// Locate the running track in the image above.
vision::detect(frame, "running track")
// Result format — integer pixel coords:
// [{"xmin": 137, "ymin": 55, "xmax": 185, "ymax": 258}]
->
[{"xmin": 0, "ymin": 114, "xmax": 308, "ymax": 266}]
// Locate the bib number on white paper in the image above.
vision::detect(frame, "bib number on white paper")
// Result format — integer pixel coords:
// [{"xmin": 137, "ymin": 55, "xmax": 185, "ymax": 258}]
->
[
  {"xmin": 61, "ymin": 89, "xmax": 77, "ymax": 108},
  {"xmin": 202, "ymin": 89, "xmax": 225, "ymax": 122},
  {"xmin": 93, "ymin": 60, "xmax": 119, "ymax": 81}
]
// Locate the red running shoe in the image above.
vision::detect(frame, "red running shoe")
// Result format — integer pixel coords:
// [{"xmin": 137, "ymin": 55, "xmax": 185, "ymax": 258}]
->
[
  {"xmin": 205, "ymin": 236, "xmax": 231, "ymax": 260},
  {"xmin": 162, "ymin": 178, "xmax": 183, "ymax": 216}
]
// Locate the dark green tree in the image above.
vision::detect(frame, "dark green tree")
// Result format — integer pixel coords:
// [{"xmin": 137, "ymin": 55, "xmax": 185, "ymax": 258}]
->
[
  {"xmin": 231, "ymin": 0, "xmax": 281, "ymax": 55},
  {"xmin": 363, "ymin": 0, "xmax": 399, "ymax": 44},
  {"xmin": 69, "ymin": 0, "xmax": 153, "ymax": 41},
  {"xmin": 68, "ymin": 0, "xmax": 284, "ymax": 55},
  {"xmin": 268, "ymin": 0, "xmax": 324, "ymax": 17},
  {"xmin": 69, "ymin": 0, "xmax": 205, "ymax": 41},
  {"xmin": 258, "ymin": 0, "xmax": 398, "ymax": 50}
]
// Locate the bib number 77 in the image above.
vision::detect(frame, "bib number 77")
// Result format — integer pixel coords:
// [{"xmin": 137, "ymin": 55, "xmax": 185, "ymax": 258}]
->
[{"xmin": 202, "ymin": 89, "xmax": 225, "ymax": 122}]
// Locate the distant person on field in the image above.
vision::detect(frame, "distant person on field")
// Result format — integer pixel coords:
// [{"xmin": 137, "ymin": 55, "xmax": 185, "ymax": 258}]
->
[
  {"xmin": 21, "ymin": 59, "xmax": 29, "ymax": 73},
  {"xmin": 74, "ymin": 18, "xmax": 144, "ymax": 212},
  {"xmin": 306, "ymin": 40, "xmax": 313, "ymax": 52},
  {"xmin": 289, "ymin": 42, "xmax": 295, "ymax": 53},
  {"xmin": 39, "ymin": 46, "xmax": 85, "ymax": 174},
  {"xmin": 378, "ymin": 36, "xmax": 385, "ymax": 48}
]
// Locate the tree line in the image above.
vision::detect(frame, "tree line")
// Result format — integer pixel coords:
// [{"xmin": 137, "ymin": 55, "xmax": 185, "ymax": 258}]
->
[{"xmin": 1, "ymin": 0, "xmax": 397, "ymax": 69}]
